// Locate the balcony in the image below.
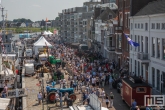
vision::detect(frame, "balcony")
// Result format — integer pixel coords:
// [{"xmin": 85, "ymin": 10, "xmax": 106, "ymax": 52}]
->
[
  {"xmin": 115, "ymin": 48, "xmax": 122, "ymax": 54},
  {"xmin": 107, "ymin": 46, "xmax": 115, "ymax": 51},
  {"xmin": 115, "ymin": 26, "xmax": 123, "ymax": 32},
  {"xmin": 137, "ymin": 52, "xmax": 150, "ymax": 63}
]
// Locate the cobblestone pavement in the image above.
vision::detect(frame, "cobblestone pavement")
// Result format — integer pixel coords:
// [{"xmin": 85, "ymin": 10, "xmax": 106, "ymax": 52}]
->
[{"xmin": 24, "ymin": 67, "xmax": 129, "ymax": 110}]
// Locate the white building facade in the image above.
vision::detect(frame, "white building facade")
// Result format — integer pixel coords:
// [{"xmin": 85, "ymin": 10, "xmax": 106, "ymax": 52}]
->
[
  {"xmin": 20, "ymin": 22, "xmax": 26, "ymax": 27},
  {"xmin": 130, "ymin": 13, "xmax": 165, "ymax": 94}
]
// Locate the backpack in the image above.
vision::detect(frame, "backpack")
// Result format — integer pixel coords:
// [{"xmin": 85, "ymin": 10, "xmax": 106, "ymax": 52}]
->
[{"xmin": 110, "ymin": 95, "xmax": 114, "ymax": 99}]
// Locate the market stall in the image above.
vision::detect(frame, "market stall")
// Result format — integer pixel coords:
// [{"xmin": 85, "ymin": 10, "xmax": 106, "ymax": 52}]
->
[{"xmin": 33, "ymin": 36, "xmax": 52, "ymax": 55}]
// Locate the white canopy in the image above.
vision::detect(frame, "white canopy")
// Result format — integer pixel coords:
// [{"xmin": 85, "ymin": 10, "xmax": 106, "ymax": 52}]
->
[
  {"xmin": 43, "ymin": 31, "xmax": 49, "ymax": 35},
  {"xmin": 39, "ymin": 53, "xmax": 52, "ymax": 58},
  {"xmin": 0, "ymin": 68, "xmax": 14, "ymax": 76},
  {"xmin": 0, "ymin": 98, "xmax": 10, "ymax": 110},
  {"xmin": 47, "ymin": 31, "xmax": 53, "ymax": 35},
  {"xmin": 33, "ymin": 36, "xmax": 52, "ymax": 46}
]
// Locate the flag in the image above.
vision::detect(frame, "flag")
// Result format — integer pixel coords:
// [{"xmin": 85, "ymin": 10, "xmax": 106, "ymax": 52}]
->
[{"xmin": 124, "ymin": 33, "xmax": 140, "ymax": 47}]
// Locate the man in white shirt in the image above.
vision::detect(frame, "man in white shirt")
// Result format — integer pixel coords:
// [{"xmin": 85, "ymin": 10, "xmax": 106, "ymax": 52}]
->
[{"xmin": 92, "ymin": 77, "xmax": 96, "ymax": 87}]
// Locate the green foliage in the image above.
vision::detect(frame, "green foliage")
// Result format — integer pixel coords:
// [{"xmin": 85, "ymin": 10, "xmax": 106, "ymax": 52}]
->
[
  {"xmin": 6, "ymin": 27, "xmax": 41, "ymax": 33},
  {"xmin": 13, "ymin": 18, "xmax": 33, "ymax": 23}
]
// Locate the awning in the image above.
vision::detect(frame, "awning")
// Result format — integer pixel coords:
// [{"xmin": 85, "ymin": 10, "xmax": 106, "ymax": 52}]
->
[{"xmin": 0, "ymin": 98, "xmax": 10, "ymax": 110}]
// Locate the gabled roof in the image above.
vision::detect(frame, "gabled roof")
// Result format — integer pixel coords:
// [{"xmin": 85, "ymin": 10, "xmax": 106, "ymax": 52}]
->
[
  {"xmin": 135, "ymin": 0, "xmax": 165, "ymax": 16},
  {"xmin": 96, "ymin": 7, "xmax": 116, "ymax": 21},
  {"xmin": 34, "ymin": 36, "xmax": 52, "ymax": 46}
]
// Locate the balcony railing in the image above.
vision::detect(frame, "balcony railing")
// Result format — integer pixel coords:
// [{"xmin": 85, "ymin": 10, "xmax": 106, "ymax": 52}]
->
[
  {"xmin": 137, "ymin": 52, "xmax": 149, "ymax": 60},
  {"xmin": 115, "ymin": 26, "xmax": 123, "ymax": 31},
  {"xmin": 107, "ymin": 46, "xmax": 115, "ymax": 51},
  {"xmin": 115, "ymin": 48, "xmax": 122, "ymax": 52}
]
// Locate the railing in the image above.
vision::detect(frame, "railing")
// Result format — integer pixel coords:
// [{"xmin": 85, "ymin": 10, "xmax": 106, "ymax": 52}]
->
[
  {"xmin": 137, "ymin": 52, "xmax": 149, "ymax": 60},
  {"xmin": 89, "ymin": 94, "xmax": 101, "ymax": 110},
  {"xmin": 115, "ymin": 26, "xmax": 122, "ymax": 31},
  {"xmin": 115, "ymin": 48, "xmax": 122, "ymax": 52},
  {"xmin": 107, "ymin": 46, "xmax": 115, "ymax": 51}
]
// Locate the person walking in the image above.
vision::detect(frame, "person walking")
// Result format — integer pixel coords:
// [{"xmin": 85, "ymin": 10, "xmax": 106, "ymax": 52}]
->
[
  {"xmin": 109, "ymin": 92, "xmax": 114, "ymax": 108},
  {"xmin": 37, "ymin": 92, "xmax": 42, "ymax": 105},
  {"xmin": 131, "ymin": 99, "xmax": 137, "ymax": 110},
  {"xmin": 101, "ymin": 89, "xmax": 105, "ymax": 102},
  {"xmin": 105, "ymin": 94, "xmax": 109, "ymax": 108}
]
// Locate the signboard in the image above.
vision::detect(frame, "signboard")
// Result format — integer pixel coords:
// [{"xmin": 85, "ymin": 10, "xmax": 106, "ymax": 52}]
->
[
  {"xmin": 7, "ymin": 88, "xmax": 26, "ymax": 98},
  {"xmin": 144, "ymin": 95, "xmax": 165, "ymax": 107}
]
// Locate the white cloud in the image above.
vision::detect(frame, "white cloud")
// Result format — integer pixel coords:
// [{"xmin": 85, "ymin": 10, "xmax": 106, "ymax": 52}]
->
[{"xmin": 32, "ymin": 4, "xmax": 41, "ymax": 7}]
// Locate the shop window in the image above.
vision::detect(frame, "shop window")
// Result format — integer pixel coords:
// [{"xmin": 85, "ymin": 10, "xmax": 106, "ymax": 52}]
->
[{"xmin": 136, "ymin": 87, "xmax": 146, "ymax": 93}]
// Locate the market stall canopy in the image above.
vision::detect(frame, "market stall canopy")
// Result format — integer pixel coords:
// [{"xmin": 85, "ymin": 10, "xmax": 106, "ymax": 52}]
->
[
  {"xmin": 39, "ymin": 53, "xmax": 52, "ymax": 57},
  {"xmin": 0, "ymin": 98, "xmax": 10, "ymax": 110},
  {"xmin": 79, "ymin": 44, "xmax": 88, "ymax": 50},
  {"xmin": 43, "ymin": 31, "xmax": 49, "ymax": 35},
  {"xmin": 0, "ymin": 68, "xmax": 14, "ymax": 76},
  {"xmin": 47, "ymin": 31, "xmax": 53, "ymax": 35},
  {"xmin": 33, "ymin": 36, "xmax": 52, "ymax": 47},
  {"xmin": 71, "ymin": 43, "xmax": 80, "ymax": 49}
]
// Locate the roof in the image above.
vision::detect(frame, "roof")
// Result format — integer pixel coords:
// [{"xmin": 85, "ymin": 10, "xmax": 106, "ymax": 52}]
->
[
  {"xmin": 97, "ymin": 7, "xmax": 116, "ymax": 21},
  {"xmin": 122, "ymin": 77, "xmax": 152, "ymax": 88},
  {"xmin": 135, "ymin": 0, "xmax": 165, "ymax": 16},
  {"xmin": 0, "ymin": 98, "xmax": 10, "ymax": 110},
  {"xmin": 0, "ymin": 68, "xmax": 14, "ymax": 76},
  {"xmin": 33, "ymin": 36, "xmax": 52, "ymax": 46}
]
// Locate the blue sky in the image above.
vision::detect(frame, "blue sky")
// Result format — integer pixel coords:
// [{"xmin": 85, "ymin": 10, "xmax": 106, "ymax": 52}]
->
[{"xmin": 1, "ymin": 0, "xmax": 92, "ymax": 21}]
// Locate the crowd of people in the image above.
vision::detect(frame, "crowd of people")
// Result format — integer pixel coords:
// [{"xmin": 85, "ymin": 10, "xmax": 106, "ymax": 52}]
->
[{"xmin": 49, "ymin": 42, "xmax": 119, "ymax": 108}]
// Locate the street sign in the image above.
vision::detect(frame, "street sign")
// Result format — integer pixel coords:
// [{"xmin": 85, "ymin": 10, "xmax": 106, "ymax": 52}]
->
[{"xmin": 7, "ymin": 88, "xmax": 26, "ymax": 98}]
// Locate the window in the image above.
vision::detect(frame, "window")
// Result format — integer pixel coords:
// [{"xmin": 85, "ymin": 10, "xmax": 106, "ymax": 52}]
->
[
  {"xmin": 109, "ymin": 15, "xmax": 112, "ymax": 19},
  {"xmin": 157, "ymin": 38, "xmax": 160, "ymax": 58},
  {"xmin": 131, "ymin": 23, "xmax": 133, "ymax": 30},
  {"xmin": 152, "ymin": 37, "xmax": 155, "ymax": 57},
  {"xmin": 162, "ymin": 23, "xmax": 165, "ymax": 30},
  {"xmin": 138, "ymin": 61, "xmax": 140, "ymax": 76},
  {"xmin": 157, "ymin": 70, "xmax": 160, "ymax": 90},
  {"xmin": 141, "ymin": 36, "xmax": 143, "ymax": 52},
  {"xmin": 125, "ymin": 13, "xmax": 127, "ymax": 28},
  {"xmin": 119, "ymin": 35, "xmax": 122, "ymax": 49},
  {"xmin": 138, "ymin": 23, "xmax": 140, "ymax": 29},
  {"xmin": 138, "ymin": 36, "xmax": 140, "ymax": 51},
  {"xmin": 146, "ymin": 37, "xmax": 148, "ymax": 53},
  {"xmin": 145, "ymin": 23, "xmax": 148, "ymax": 31},
  {"xmin": 109, "ymin": 37, "xmax": 112, "ymax": 47},
  {"xmin": 136, "ymin": 87, "xmax": 146, "ymax": 93},
  {"xmin": 128, "ymin": 13, "xmax": 130, "ymax": 28},
  {"xmin": 141, "ymin": 23, "xmax": 143, "ymax": 29},
  {"xmin": 135, "ymin": 23, "xmax": 137, "ymax": 28},
  {"xmin": 163, "ymin": 39, "xmax": 165, "ymax": 59},
  {"xmin": 116, "ymin": 35, "xmax": 118, "ymax": 48},
  {"xmin": 152, "ymin": 67, "xmax": 155, "ymax": 87},
  {"xmin": 156, "ymin": 23, "xmax": 160, "ymax": 29},
  {"xmin": 151, "ymin": 23, "xmax": 155, "ymax": 29}
]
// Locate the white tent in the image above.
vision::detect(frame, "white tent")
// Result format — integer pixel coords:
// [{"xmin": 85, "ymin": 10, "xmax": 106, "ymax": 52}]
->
[
  {"xmin": 43, "ymin": 31, "xmax": 49, "ymax": 35},
  {"xmin": 0, "ymin": 68, "xmax": 14, "ymax": 77},
  {"xmin": 33, "ymin": 36, "xmax": 52, "ymax": 55},
  {"xmin": 0, "ymin": 98, "xmax": 10, "ymax": 110},
  {"xmin": 47, "ymin": 31, "xmax": 53, "ymax": 35}
]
